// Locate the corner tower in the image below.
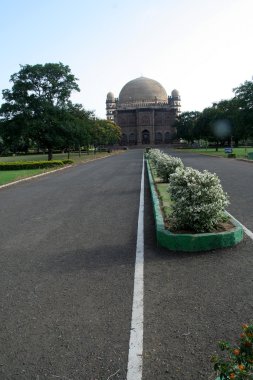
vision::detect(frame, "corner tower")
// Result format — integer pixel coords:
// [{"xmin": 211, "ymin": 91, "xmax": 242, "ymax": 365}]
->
[
  {"xmin": 106, "ymin": 92, "xmax": 117, "ymax": 121},
  {"xmin": 168, "ymin": 89, "xmax": 181, "ymax": 115}
]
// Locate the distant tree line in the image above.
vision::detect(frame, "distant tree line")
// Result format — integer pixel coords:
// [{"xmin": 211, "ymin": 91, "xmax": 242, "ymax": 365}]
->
[
  {"xmin": 0, "ymin": 63, "xmax": 121, "ymax": 160},
  {"xmin": 174, "ymin": 80, "xmax": 253, "ymax": 147}
]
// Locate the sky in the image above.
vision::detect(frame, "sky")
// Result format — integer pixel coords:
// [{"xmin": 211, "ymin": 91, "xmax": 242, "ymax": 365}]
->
[{"xmin": 1, "ymin": 0, "xmax": 253, "ymax": 118}]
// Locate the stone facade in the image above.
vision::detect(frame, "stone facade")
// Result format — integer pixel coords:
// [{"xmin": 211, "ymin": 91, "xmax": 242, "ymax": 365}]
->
[{"xmin": 106, "ymin": 77, "xmax": 180, "ymax": 145}]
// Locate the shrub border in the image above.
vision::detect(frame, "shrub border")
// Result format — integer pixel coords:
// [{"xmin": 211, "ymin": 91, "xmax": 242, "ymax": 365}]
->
[
  {"xmin": 0, "ymin": 160, "xmax": 74, "ymax": 170},
  {"xmin": 146, "ymin": 158, "xmax": 244, "ymax": 252},
  {"xmin": 0, "ymin": 153, "xmax": 118, "ymax": 190}
]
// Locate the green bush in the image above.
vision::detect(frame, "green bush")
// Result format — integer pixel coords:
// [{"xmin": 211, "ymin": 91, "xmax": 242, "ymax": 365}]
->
[
  {"xmin": 228, "ymin": 153, "xmax": 236, "ymax": 158},
  {"xmin": 155, "ymin": 154, "xmax": 184, "ymax": 182},
  {"xmin": 61, "ymin": 159, "xmax": 74, "ymax": 165},
  {"xmin": 147, "ymin": 149, "xmax": 163, "ymax": 166},
  {"xmin": 147, "ymin": 149, "xmax": 184, "ymax": 182},
  {"xmin": 168, "ymin": 167, "xmax": 229, "ymax": 233},
  {"xmin": 0, "ymin": 160, "xmax": 65, "ymax": 171}
]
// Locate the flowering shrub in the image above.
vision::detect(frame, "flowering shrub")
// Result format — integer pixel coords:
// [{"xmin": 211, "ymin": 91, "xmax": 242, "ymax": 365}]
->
[
  {"xmin": 155, "ymin": 154, "xmax": 184, "ymax": 182},
  {"xmin": 147, "ymin": 149, "xmax": 184, "ymax": 182},
  {"xmin": 147, "ymin": 148, "xmax": 163, "ymax": 166},
  {"xmin": 211, "ymin": 323, "xmax": 253, "ymax": 380},
  {"xmin": 168, "ymin": 167, "xmax": 229, "ymax": 232}
]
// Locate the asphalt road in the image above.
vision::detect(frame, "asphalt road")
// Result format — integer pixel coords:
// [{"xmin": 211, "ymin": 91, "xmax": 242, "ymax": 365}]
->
[
  {"xmin": 143, "ymin": 149, "xmax": 253, "ymax": 380},
  {"xmin": 0, "ymin": 149, "xmax": 253, "ymax": 380},
  {"xmin": 0, "ymin": 151, "xmax": 143, "ymax": 380}
]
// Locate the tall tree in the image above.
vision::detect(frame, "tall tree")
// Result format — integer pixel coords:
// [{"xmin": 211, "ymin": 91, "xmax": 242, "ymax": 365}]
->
[
  {"xmin": 174, "ymin": 111, "xmax": 200, "ymax": 143},
  {"xmin": 0, "ymin": 63, "xmax": 80, "ymax": 159},
  {"xmin": 91, "ymin": 119, "xmax": 121, "ymax": 147},
  {"xmin": 61, "ymin": 103, "xmax": 95, "ymax": 154},
  {"xmin": 233, "ymin": 80, "xmax": 253, "ymax": 139}
]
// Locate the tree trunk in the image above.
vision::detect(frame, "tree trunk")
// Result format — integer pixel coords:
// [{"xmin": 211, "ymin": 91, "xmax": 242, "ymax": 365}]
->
[
  {"xmin": 48, "ymin": 148, "xmax": 53, "ymax": 161},
  {"xmin": 68, "ymin": 149, "xmax": 70, "ymax": 159}
]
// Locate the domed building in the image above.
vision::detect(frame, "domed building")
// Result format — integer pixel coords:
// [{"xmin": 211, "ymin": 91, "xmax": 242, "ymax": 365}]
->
[{"xmin": 106, "ymin": 76, "xmax": 181, "ymax": 145}]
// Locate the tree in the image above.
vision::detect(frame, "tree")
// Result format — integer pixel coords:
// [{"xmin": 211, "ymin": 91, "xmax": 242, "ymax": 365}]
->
[
  {"xmin": 61, "ymin": 103, "xmax": 95, "ymax": 155},
  {"xmin": 0, "ymin": 114, "xmax": 30, "ymax": 153},
  {"xmin": 0, "ymin": 63, "xmax": 80, "ymax": 159},
  {"xmin": 233, "ymin": 80, "xmax": 253, "ymax": 139},
  {"xmin": 211, "ymin": 99, "xmax": 245, "ymax": 146},
  {"xmin": 174, "ymin": 111, "xmax": 201, "ymax": 143},
  {"xmin": 100, "ymin": 120, "xmax": 121, "ymax": 145},
  {"xmin": 194, "ymin": 107, "xmax": 215, "ymax": 142},
  {"xmin": 91, "ymin": 119, "xmax": 121, "ymax": 147}
]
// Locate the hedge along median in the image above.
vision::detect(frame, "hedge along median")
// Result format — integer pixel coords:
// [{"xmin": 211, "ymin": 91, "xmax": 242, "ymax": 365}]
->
[
  {"xmin": 146, "ymin": 159, "xmax": 243, "ymax": 252},
  {"xmin": 0, "ymin": 159, "xmax": 73, "ymax": 170}
]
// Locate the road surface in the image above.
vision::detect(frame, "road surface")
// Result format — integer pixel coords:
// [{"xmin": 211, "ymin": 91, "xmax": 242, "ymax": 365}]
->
[{"xmin": 0, "ymin": 149, "xmax": 252, "ymax": 379}]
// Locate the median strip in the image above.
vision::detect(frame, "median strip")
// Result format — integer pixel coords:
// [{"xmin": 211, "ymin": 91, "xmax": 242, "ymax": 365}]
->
[{"xmin": 146, "ymin": 158, "xmax": 244, "ymax": 252}]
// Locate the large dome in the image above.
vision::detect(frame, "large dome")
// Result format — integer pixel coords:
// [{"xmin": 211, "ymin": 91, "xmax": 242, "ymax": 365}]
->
[{"xmin": 118, "ymin": 76, "xmax": 168, "ymax": 104}]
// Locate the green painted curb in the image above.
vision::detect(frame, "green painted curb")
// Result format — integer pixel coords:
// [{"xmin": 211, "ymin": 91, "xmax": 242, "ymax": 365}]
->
[{"xmin": 146, "ymin": 159, "xmax": 244, "ymax": 252}]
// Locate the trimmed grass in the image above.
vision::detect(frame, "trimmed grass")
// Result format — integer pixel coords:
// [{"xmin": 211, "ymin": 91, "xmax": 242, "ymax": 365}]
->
[
  {"xmin": 149, "ymin": 163, "xmax": 172, "ymax": 219},
  {"xmin": 0, "ymin": 151, "xmax": 114, "ymax": 163},
  {"xmin": 176, "ymin": 147, "xmax": 253, "ymax": 158},
  {"xmin": 0, "ymin": 151, "xmax": 123, "ymax": 186},
  {"xmin": 156, "ymin": 183, "xmax": 172, "ymax": 218},
  {"xmin": 0, "ymin": 169, "xmax": 46, "ymax": 185}
]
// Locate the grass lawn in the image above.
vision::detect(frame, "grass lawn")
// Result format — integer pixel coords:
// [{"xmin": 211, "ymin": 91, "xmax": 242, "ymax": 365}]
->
[
  {"xmin": 175, "ymin": 147, "xmax": 253, "ymax": 158},
  {"xmin": 0, "ymin": 169, "xmax": 46, "ymax": 185},
  {"xmin": 0, "ymin": 151, "xmax": 115, "ymax": 163},
  {"xmin": 0, "ymin": 151, "xmax": 122, "ymax": 186}
]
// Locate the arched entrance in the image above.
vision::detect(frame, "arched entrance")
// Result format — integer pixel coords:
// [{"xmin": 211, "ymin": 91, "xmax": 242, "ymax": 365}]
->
[
  {"xmin": 142, "ymin": 130, "xmax": 150, "ymax": 144},
  {"xmin": 155, "ymin": 132, "xmax": 163, "ymax": 144},
  {"xmin": 165, "ymin": 131, "xmax": 171, "ymax": 143}
]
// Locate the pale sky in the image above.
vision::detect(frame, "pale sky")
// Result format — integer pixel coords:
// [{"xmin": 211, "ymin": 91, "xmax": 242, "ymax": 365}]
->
[{"xmin": 1, "ymin": 0, "xmax": 253, "ymax": 118}]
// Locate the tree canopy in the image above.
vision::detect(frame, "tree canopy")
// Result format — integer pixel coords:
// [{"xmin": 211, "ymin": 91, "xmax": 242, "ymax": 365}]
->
[
  {"xmin": 0, "ymin": 63, "xmax": 121, "ymax": 159},
  {"xmin": 175, "ymin": 79, "xmax": 253, "ymax": 145},
  {"xmin": 0, "ymin": 63, "xmax": 80, "ymax": 159}
]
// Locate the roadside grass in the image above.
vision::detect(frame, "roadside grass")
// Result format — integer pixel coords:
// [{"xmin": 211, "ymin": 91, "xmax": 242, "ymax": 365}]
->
[
  {"xmin": 0, "ymin": 151, "xmax": 122, "ymax": 186},
  {"xmin": 0, "ymin": 151, "xmax": 115, "ymax": 163},
  {"xmin": 175, "ymin": 147, "xmax": 253, "ymax": 158},
  {"xmin": 0, "ymin": 169, "xmax": 46, "ymax": 185}
]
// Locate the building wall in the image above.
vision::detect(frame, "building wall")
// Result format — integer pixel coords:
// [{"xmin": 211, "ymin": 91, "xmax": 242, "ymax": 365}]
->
[{"xmin": 115, "ymin": 107, "xmax": 176, "ymax": 145}]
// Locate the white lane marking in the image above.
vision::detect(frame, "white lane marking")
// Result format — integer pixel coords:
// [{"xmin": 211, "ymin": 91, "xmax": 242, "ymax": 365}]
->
[
  {"xmin": 226, "ymin": 211, "xmax": 253, "ymax": 241},
  {"xmin": 127, "ymin": 155, "xmax": 145, "ymax": 380}
]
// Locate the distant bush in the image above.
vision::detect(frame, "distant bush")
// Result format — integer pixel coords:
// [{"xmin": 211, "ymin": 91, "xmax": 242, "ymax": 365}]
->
[
  {"xmin": 168, "ymin": 167, "xmax": 229, "ymax": 233},
  {"xmin": 62, "ymin": 159, "xmax": 74, "ymax": 165},
  {"xmin": 0, "ymin": 160, "xmax": 66, "ymax": 170},
  {"xmin": 147, "ymin": 148, "xmax": 163, "ymax": 166},
  {"xmin": 147, "ymin": 149, "xmax": 184, "ymax": 182},
  {"xmin": 156, "ymin": 154, "xmax": 184, "ymax": 182}
]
